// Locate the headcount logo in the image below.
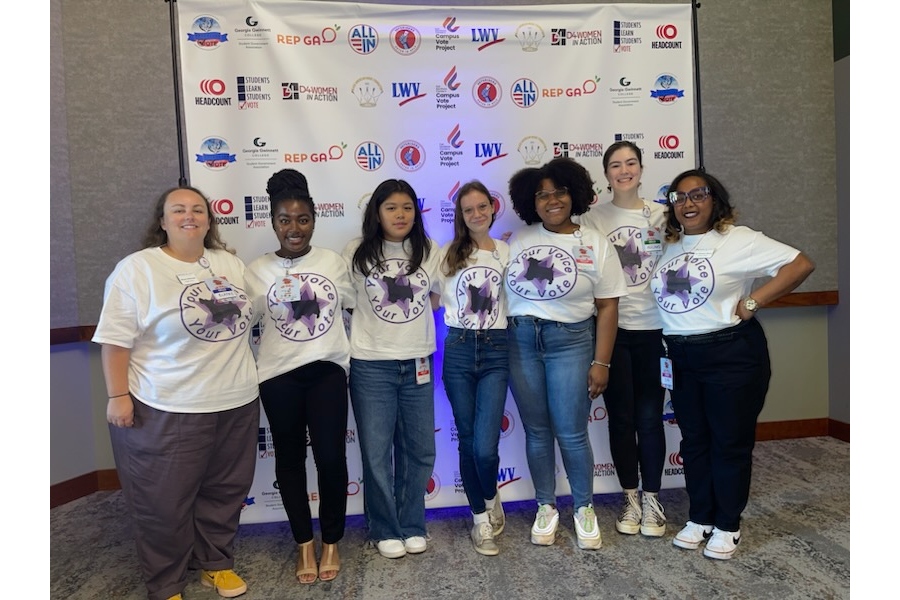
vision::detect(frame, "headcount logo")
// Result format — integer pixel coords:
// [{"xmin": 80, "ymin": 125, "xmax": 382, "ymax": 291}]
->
[
  {"xmin": 187, "ymin": 15, "xmax": 228, "ymax": 50},
  {"xmin": 211, "ymin": 198, "xmax": 239, "ymax": 226},
  {"xmin": 196, "ymin": 79, "xmax": 231, "ymax": 106},
  {"xmin": 652, "ymin": 24, "xmax": 682, "ymax": 49},
  {"xmin": 655, "ymin": 135, "xmax": 684, "ymax": 159},
  {"xmin": 613, "ymin": 20, "xmax": 642, "ymax": 53}
]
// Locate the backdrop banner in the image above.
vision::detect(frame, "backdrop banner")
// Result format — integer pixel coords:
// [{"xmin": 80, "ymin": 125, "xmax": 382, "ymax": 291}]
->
[{"xmin": 175, "ymin": 0, "xmax": 693, "ymax": 524}]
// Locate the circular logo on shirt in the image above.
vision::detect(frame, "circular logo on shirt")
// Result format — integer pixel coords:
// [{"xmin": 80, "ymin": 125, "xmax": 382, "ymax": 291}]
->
[
  {"xmin": 180, "ymin": 282, "xmax": 252, "ymax": 342},
  {"xmin": 267, "ymin": 272, "xmax": 339, "ymax": 342},
  {"xmin": 454, "ymin": 265, "xmax": 503, "ymax": 329},
  {"xmin": 607, "ymin": 225, "xmax": 661, "ymax": 287},
  {"xmin": 651, "ymin": 254, "xmax": 715, "ymax": 313},
  {"xmin": 506, "ymin": 245, "xmax": 577, "ymax": 301},
  {"xmin": 365, "ymin": 258, "xmax": 431, "ymax": 323}
]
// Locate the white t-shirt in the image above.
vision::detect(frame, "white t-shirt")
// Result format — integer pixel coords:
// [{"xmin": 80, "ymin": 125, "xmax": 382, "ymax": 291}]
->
[
  {"xmin": 504, "ymin": 224, "xmax": 627, "ymax": 323},
  {"xmin": 92, "ymin": 247, "xmax": 259, "ymax": 413},
  {"xmin": 650, "ymin": 225, "xmax": 801, "ymax": 336},
  {"xmin": 245, "ymin": 247, "xmax": 355, "ymax": 381},
  {"xmin": 578, "ymin": 200, "xmax": 667, "ymax": 330},
  {"xmin": 342, "ymin": 237, "xmax": 441, "ymax": 360},
  {"xmin": 437, "ymin": 240, "xmax": 510, "ymax": 330}
]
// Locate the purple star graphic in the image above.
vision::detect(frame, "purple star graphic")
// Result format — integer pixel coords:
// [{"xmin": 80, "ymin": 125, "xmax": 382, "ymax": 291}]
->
[
  {"xmin": 514, "ymin": 255, "xmax": 564, "ymax": 294},
  {"xmin": 379, "ymin": 273, "xmax": 422, "ymax": 318},
  {"xmin": 465, "ymin": 280, "xmax": 495, "ymax": 328},
  {"xmin": 660, "ymin": 263, "xmax": 703, "ymax": 309}
]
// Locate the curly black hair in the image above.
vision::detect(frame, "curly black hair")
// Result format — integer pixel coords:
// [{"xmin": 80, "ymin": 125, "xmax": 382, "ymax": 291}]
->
[{"xmin": 508, "ymin": 157, "xmax": 595, "ymax": 225}]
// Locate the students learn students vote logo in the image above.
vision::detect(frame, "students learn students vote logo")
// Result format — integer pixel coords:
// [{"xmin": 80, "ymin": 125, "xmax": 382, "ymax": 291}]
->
[
  {"xmin": 180, "ymin": 283, "xmax": 252, "ymax": 341},
  {"xmin": 267, "ymin": 273, "xmax": 338, "ymax": 342},
  {"xmin": 455, "ymin": 266, "xmax": 503, "ymax": 329},
  {"xmin": 650, "ymin": 254, "xmax": 715, "ymax": 313},
  {"xmin": 365, "ymin": 258, "xmax": 431, "ymax": 323},
  {"xmin": 506, "ymin": 245, "xmax": 577, "ymax": 300}
]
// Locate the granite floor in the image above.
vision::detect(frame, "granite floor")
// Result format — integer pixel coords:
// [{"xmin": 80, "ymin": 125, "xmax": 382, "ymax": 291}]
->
[{"xmin": 50, "ymin": 436, "xmax": 849, "ymax": 600}]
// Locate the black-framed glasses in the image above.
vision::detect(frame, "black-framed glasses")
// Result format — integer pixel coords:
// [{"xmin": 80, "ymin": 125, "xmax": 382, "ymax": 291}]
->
[
  {"xmin": 668, "ymin": 186, "xmax": 711, "ymax": 206},
  {"xmin": 535, "ymin": 187, "xmax": 568, "ymax": 201}
]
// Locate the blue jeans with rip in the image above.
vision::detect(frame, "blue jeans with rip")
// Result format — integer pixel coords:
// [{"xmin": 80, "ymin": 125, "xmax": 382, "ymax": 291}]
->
[
  {"xmin": 507, "ymin": 316, "xmax": 596, "ymax": 509},
  {"xmin": 350, "ymin": 357, "xmax": 436, "ymax": 541},
  {"xmin": 442, "ymin": 327, "xmax": 509, "ymax": 514}
]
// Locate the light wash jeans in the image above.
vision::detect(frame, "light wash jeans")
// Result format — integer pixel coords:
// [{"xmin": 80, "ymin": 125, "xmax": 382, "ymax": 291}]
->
[
  {"xmin": 350, "ymin": 357, "xmax": 436, "ymax": 541},
  {"xmin": 442, "ymin": 327, "xmax": 509, "ymax": 514},
  {"xmin": 507, "ymin": 316, "xmax": 595, "ymax": 508}
]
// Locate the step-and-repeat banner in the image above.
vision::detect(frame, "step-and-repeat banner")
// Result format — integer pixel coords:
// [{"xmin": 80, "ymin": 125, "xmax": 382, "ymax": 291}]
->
[{"xmin": 175, "ymin": 0, "xmax": 694, "ymax": 524}]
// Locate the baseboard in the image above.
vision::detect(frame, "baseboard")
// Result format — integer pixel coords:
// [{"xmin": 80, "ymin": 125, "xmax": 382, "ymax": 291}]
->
[
  {"xmin": 51, "ymin": 469, "xmax": 120, "ymax": 509},
  {"xmin": 51, "ymin": 419, "xmax": 848, "ymax": 508}
]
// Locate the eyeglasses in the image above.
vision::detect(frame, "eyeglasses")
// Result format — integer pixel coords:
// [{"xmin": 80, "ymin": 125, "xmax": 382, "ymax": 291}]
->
[
  {"xmin": 668, "ymin": 186, "xmax": 711, "ymax": 206},
  {"xmin": 535, "ymin": 187, "xmax": 568, "ymax": 201}
]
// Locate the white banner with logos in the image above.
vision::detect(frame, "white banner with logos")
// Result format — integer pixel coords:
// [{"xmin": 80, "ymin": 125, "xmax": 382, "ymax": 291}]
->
[{"xmin": 175, "ymin": 0, "xmax": 693, "ymax": 524}]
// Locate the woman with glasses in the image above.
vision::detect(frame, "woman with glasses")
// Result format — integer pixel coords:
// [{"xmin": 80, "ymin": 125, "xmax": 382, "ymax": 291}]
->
[
  {"xmin": 651, "ymin": 169, "xmax": 814, "ymax": 560},
  {"xmin": 577, "ymin": 141, "xmax": 669, "ymax": 540},
  {"xmin": 505, "ymin": 157, "xmax": 627, "ymax": 550}
]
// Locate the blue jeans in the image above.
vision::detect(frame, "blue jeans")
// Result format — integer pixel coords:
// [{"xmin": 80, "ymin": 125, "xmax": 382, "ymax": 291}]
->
[
  {"xmin": 442, "ymin": 327, "xmax": 509, "ymax": 514},
  {"xmin": 349, "ymin": 357, "xmax": 436, "ymax": 541},
  {"xmin": 507, "ymin": 316, "xmax": 595, "ymax": 508}
]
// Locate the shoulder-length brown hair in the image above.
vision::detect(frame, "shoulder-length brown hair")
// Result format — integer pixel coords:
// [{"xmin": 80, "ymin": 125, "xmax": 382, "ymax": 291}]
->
[
  {"xmin": 442, "ymin": 180, "xmax": 495, "ymax": 277},
  {"xmin": 141, "ymin": 186, "xmax": 231, "ymax": 252}
]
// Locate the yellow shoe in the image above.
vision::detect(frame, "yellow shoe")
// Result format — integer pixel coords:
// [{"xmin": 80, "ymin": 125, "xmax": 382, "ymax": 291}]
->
[
  {"xmin": 200, "ymin": 569, "xmax": 248, "ymax": 598},
  {"xmin": 166, "ymin": 595, "xmax": 183, "ymax": 600}
]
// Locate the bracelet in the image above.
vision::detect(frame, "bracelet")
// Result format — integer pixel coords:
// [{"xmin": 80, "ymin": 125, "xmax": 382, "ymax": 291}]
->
[
  {"xmin": 108, "ymin": 393, "xmax": 130, "ymax": 399},
  {"xmin": 590, "ymin": 360, "xmax": 611, "ymax": 368}
]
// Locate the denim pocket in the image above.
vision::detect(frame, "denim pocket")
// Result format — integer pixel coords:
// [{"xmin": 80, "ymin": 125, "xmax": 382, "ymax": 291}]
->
[
  {"xmin": 560, "ymin": 319, "xmax": 594, "ymax": 335},
  {"xmin": 444, "ymin": 329, "xmax": 467, "ymax": 349},
  {"xmin": 485, "ymin": 332, "xmax": 509, "ymax": 353}
]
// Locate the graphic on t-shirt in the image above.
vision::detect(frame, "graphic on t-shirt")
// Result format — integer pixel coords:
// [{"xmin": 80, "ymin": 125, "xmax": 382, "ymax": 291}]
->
[
  {"xmin": 181, "ymin": 282, "xmax": 253, "ymax": 342},
  {"xmin": 506, "ymin": 245, "xmax": 576, "ymax": 300},
  {"xmin": 651, "ymin": 254, "xmax": 714, "ymax": 313},
  {"xmin": 365, "ymin": 258, "xmax": 431, "ymax": 323},
  {"xmin": 455, "ymin": 265, "xmax": 502, "ymax": 329},
  {"xmin": 608, "ymin": 226, "xmax": 657, "ymax": 286},
  {"xmin": 268, "ymin": 273, "xmax": 337, "ymax": 341}
]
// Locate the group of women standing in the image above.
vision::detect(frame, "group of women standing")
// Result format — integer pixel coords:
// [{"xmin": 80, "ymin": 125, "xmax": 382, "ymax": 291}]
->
[{"xmin": 94, "ymin": 146, "xmax": 813, "ymax": 599}]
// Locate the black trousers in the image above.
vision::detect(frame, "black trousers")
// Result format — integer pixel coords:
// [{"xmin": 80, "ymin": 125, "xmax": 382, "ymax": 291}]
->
[
  {"xmin": 260, "ymin": 361, "xmax": 349, "ymax": 544},
  {"xmin": 665, "ymin": 318, "xmax": 771, "ymax": 532}
]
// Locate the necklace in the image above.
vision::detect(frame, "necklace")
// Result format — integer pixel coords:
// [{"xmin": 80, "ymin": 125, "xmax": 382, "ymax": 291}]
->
[{"xmin": 680, "ymin": 229, "xmax": 713, "ymax": 259}]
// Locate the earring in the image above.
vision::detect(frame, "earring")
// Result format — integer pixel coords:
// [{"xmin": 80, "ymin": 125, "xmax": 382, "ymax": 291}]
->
[{"xmin": 606, "ymin": 184, "xmax": 612, "ymax": 193}]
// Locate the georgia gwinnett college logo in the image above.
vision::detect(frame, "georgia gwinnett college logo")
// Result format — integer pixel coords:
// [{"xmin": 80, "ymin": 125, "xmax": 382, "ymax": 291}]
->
[
  {"xmin": 506, "ymin": 245, "xmax": 577, "ymax": 300},
  {"xmin": 266, "ymin": 273, "xmax": 338, "ymax": 342},
  {"xmin": 365, "ymin": 258, "xmax": 431, "ymax": 323},
  {"xmin": 651, "ymin": 254, "xmax": 715, "ymax": 313},
  {"xmin": 455, "ymin": 266, "xmax": 503, "ymax": 329},
  {"xmin": 180, "ymin": 283, "xmax": 252, "ymax": 341},
  {"xmin": 608, "ymin": 226, "xmax": 660, "ymax": 286}
]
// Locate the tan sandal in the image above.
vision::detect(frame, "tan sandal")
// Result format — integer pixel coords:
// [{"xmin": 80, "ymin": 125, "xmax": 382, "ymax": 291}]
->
[
  {"xmin": 296, "ymin": 540, "xmax": 317, "ymax": 584},
  {"xmin": 318, "ymin": 542, "xmax": 341, "ymax": 582}
]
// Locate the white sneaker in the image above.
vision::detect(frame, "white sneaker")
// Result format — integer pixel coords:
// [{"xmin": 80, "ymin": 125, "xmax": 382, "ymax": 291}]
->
[
  {"xmin": 403, "ymin": 535, "xmax": 427, "ymax": 554},
  {"xmin": 376, "ymin": 539, "xmax": 406, "ymax": 558},
  {"xmin": 530, "ymin": 504, "xmax": 559, "ymax": 546},
  {"xmin": 640, "ymin": 492, "xmax": 667, "ymax": 537},
  {"xmin": 615, "ymin": 489, "xmax": 642, "ymax": 535},
  {"xmin": 574, "ymin": 505, "xmax": 602, "ymax": 550},
  {"xmin": 673, "ymin": 521, "xmax": 713, "ymax": 550},
  {"xmin": 488, "ymin": 489, "xmax": 505, "ymax": 536},
  {"xmin": 703, "ymin": 527, "xmax": 741, "ymax": 560},
  {"xmin": 470, "ymin": 522, "xmax": 499, "ymax": 556}
]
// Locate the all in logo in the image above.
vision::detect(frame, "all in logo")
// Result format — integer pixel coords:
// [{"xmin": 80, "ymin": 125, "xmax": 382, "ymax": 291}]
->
[
  {"xmin": 651, "ymin": 254, "xmax": 715, "ymax": 313},
  {"xmin": 650, "ymin": 73, "xmax": 685, "ymax": 105},
  {"xmin": 180, "ymin": 282, "xmax": 252, "ymax": 341},
  {"xmin": 506, "ymin": 245, "xmax": 577, "ymax": 301},
  {"xmin": 351, "ymin": 77, "xmax": 384, "ymax": 107},
  {"xmin": 355, "ymin": 141, "xmax": 384, "ymax": 171},
  {"xmin": 395, "ymin": 140, "xmax": 425, "ymax": 171},
  {"xmin": 454, "ymin": 265, "xmax": 504, "ymax": 329},
  {"xmin": 365, "ymin": 259, "xmax": 431, "ymax": 323},
  {"xmin": 187, "ymin": 15, "xmax": 228, "ymax": 49},
  {"xmin": 348, "ymin": 24, "xmax": 378, "ymax": 55},
  {"xmin": 511, "ymin": 78, "xmax": 539, "ymax": 108},
  {"xmin": 515, "ymin": 23, "xmax": 544, "ymax": 52},
  {"xmin": 607, "ymin": 225, "xmax": 661, "ymax": 286},
  {"xmin": 266, "ymin": 273, "xmax": 338, "ymax": 342},
  {"xmin": 473, "ymin": 76, "xmax": 502, "ymax": 108},
  {"xmin": 390, "ymin": 25, "xmax": 421, "ymax": 55},
  {"xmin": 195, "ymin": 137, "xmax": 236, "ymax": 171}
]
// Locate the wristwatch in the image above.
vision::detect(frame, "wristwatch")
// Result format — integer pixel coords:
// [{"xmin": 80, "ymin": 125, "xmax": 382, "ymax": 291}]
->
[{"xmin": 743, "ymin": 296, "xmax": 759, "ymax": 313}]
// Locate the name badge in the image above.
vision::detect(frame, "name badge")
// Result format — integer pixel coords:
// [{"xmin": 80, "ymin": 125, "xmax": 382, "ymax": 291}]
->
[
  {"xmin": 642, "ymin": 227, "xmax": 663, "ymax": 254},
  {"xmin": 660, "ymin": 357, "xmax": 674, "ymax": 390},
  {"xmin": 177, "ymin": 273, "xmax": 200, "ymax": 285},
  {"xmin": 204, "ymin": 276, "xmax": 238, "ymax": 300},
  {"xmin": 416, "ymin": 356, "xmax": 431, "ymax": 385},
  {"xmin": 574, "ymin": 245, "xmax": 596, "ymax": 271},
  {"xmin": 274, "ymin": 274, "xmax": 301, "ymax": 302}
]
